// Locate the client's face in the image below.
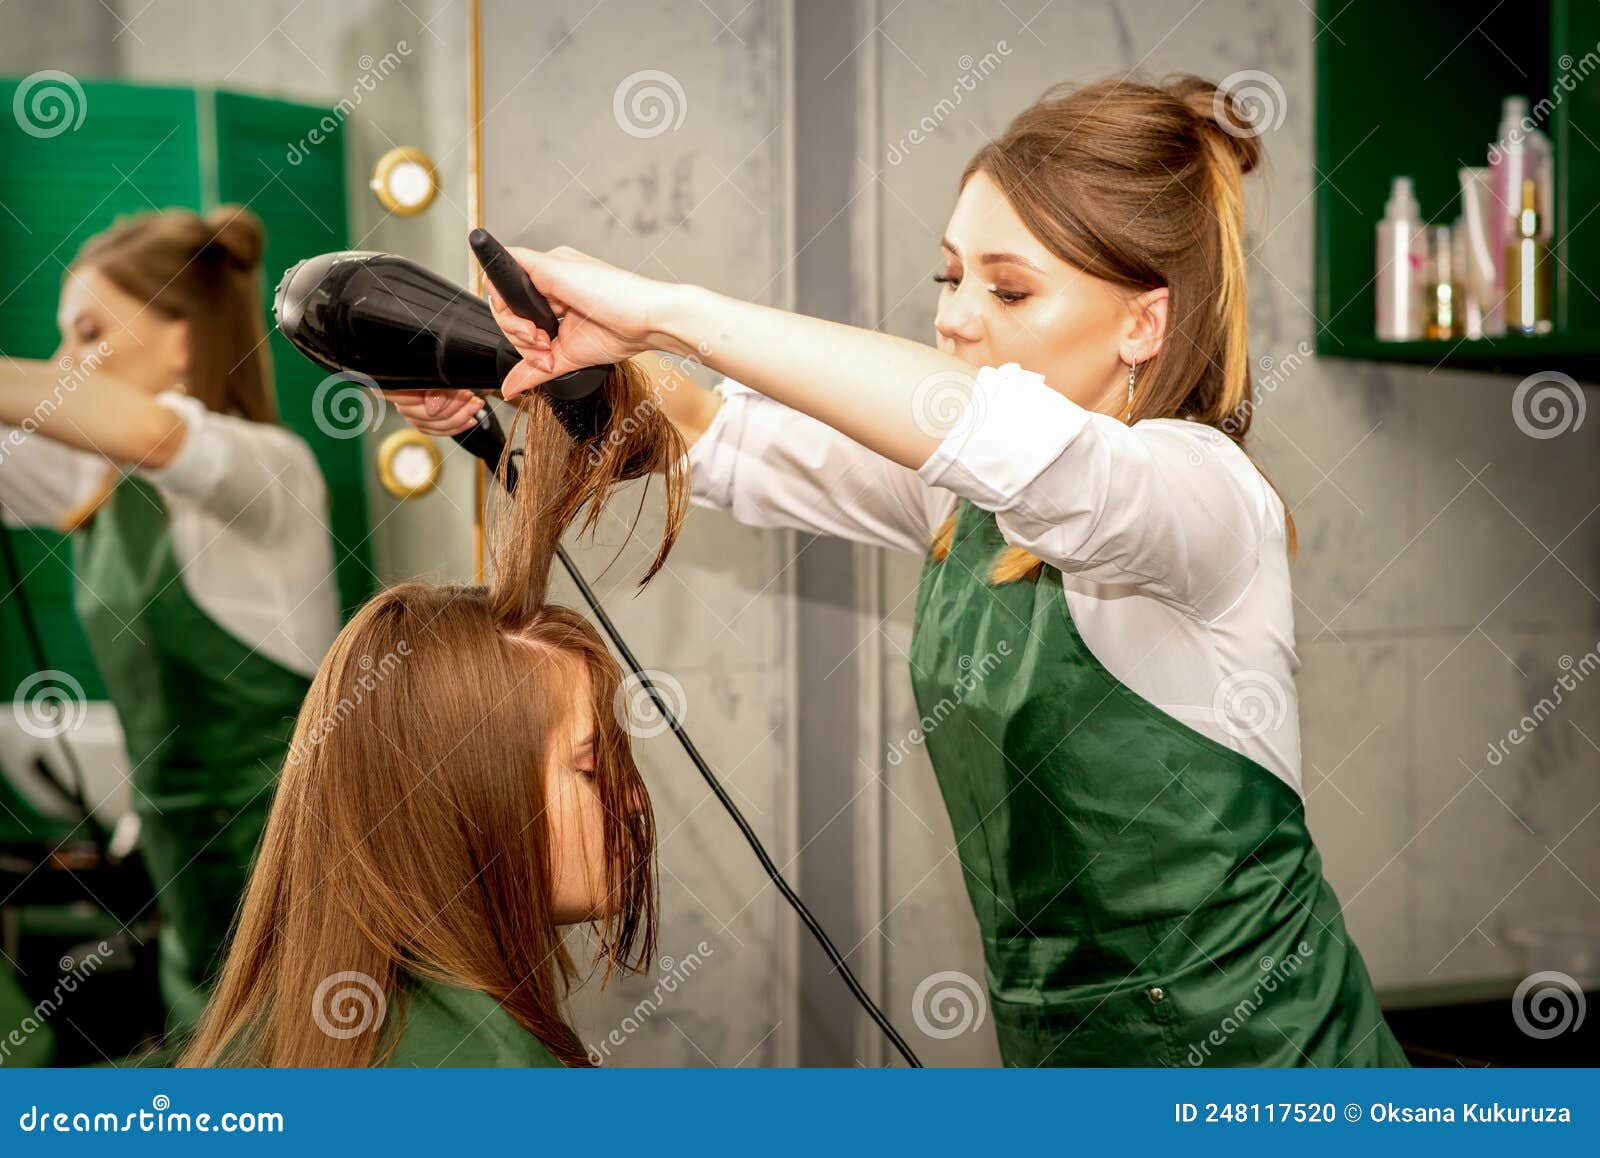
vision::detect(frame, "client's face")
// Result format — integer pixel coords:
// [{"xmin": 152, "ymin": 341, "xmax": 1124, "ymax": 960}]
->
[{"xmin": 545, "ymin": 665, "xmax": 618, "ymax": 923}]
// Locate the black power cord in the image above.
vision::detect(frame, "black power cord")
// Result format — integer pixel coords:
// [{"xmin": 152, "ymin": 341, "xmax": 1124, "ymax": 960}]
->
[
  {"xmin": 0, "ymin": 522, "xmax": 106, "ymax": 854},
  {"xmin": 463, "ymin": 415, "xmax": 923, "ymax": 1068}
]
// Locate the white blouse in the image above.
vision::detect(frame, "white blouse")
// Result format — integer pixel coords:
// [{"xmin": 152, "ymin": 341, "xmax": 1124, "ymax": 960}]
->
[
  {"xmin": 0, "ymin": 391, "xmax": 339, "ymax": 679},
  {"xmin": 687, "ymin": 361, "xmax": 1304, "ymax": 794}
]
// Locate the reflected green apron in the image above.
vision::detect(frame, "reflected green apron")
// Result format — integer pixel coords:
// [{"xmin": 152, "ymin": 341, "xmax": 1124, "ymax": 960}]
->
[
  {"xmin": 383, "ymin": 977, "xmax": 564, "ymax": 1068},
  {"xmin": 907, "ymin": 501, "xmax": 1408, "ymax": 1067},
  {"xmin": 73, "ymin": 477, "xmax": 310, "ymax": 1031}
]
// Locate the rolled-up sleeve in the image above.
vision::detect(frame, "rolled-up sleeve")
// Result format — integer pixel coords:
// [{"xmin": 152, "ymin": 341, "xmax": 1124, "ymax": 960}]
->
[
  {"xmin": 136, "ymin": 392, "xmax": 318, "ymax": 543},
  {"xmin": 688, "ymin": 377, "xmax": 953, "ymax": 555},
  {"xmin": 916, "ymin": 362, "xmax": 1278, "ymax": 617},
  {"xmin": 0, "ymin": 425, "xmax": 107, "ymax": 528}
]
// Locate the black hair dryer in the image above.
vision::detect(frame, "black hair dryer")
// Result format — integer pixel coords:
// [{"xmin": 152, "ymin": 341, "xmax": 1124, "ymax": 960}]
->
[{"xmin": 273, "ymin": 250, "xmax": 610, "ymax": 452}]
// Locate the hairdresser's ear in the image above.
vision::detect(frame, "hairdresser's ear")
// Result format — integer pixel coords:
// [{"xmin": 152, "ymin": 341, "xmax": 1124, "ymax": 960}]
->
[
  {"xmin": 163, "ymin": 317, "xmax": 190, "ymax": 387},
  {"xmin": 1120, "ymin": 286, "xmax": 1169, "ymax": 365}
]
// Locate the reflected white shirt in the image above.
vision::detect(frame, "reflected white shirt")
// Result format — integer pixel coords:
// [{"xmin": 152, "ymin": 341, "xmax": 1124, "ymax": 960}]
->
[
  {"xmin": 0, "ymin": 390, "xmax": 339, "ymax": 679},
  {"xmin": 687, "ymin": 362, "xmax": 1303, "ymax": 794}
]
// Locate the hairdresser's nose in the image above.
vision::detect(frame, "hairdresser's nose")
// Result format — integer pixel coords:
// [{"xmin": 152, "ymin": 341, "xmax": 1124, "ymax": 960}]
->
[{"xmin": 934, "ymin": 289, "xmax": 984, "ymax": 354}]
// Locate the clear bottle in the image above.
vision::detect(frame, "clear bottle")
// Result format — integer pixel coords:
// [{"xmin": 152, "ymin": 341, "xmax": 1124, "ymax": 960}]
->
[
  {"xmin": 1457, "ymin": 167, "xmax": 1503, "ymax": 337},
  {"xmin": 1424, "ymin": 225, "xmax": 1463, "ymax": 340},
  {"xmin": 1504, "ymin": 176, "xmax": 1552, "ymax": 334},
  {"xmin": 1490, "ymin": 97, "xmax": 1554, "ymax": 308},
  {"xmin": 1376, "ymin": 176, "xmax": 1425, "ymax": 340}
]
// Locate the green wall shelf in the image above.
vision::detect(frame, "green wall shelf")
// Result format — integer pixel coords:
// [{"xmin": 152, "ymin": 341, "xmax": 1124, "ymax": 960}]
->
[{"xmin": 1315, "ymin": 0, "xmax": 1600, "ymax": 381}]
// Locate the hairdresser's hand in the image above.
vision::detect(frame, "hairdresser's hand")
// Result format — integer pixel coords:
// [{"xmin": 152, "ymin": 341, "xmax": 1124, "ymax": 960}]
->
[
  {"xmin": 385, "ymin": 388, "xmax": 483, "ymax": 437},
  {"xmin": 488, "ymin": 246, "xmax": 677, "ymax": 400}
]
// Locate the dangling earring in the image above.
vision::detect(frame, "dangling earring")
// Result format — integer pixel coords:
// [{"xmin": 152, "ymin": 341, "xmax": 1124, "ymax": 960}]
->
[{"xmin": 1124, "ymin": 358, "xmax": 1138, "ymax": 423}]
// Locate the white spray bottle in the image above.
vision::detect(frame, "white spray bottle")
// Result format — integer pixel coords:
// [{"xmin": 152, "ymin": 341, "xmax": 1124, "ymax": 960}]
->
[{"xmin": 1376, "ymin": 176, "xmax": 1424, "ymax": 341}]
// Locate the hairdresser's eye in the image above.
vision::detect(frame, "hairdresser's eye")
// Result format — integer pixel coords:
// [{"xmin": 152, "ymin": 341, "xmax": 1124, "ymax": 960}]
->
[
  {"xmin": 991, "ymin": 288, "xmax": 1030, "ymax": 305},
  {"xmin": 932, "ymin": 273, "xmax": 960, "ymax": 290}
]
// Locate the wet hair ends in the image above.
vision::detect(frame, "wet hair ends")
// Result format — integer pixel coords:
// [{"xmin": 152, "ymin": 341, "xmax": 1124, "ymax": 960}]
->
[{"xmin": 489, "ymin": 357, "xmax": 689, "ymax": 620}]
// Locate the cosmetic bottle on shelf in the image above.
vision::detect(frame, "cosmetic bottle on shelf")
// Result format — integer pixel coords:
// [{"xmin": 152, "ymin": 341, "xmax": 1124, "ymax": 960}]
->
[
  {"xmin": 1457, "ymin": 167, "xmax": 1500, "ymax": 338},
  {"xmin": 1504, "ymin": 176, "xmax": 1552, "ymax": 335},
  {"xmin": 1423, "ymin": 225, "xmax": 1463, "ymax": 340},
  {"xmin": 1489, "ymin": 96, "xmax": 1554, "ymax": 320},
  {"xmin": 1375, "ymin": 176, "xmax": 1425, "ymax": 341}
]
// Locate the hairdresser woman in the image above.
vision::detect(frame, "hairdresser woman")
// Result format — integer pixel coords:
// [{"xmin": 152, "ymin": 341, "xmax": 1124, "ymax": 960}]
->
[
  {"xmin": 0, "ymin": 206, "xmax": 339, "ymax": 1030},
  {"xmin": 403, "ymin": 76, "xmax": 1405, "ymax": 1067}
]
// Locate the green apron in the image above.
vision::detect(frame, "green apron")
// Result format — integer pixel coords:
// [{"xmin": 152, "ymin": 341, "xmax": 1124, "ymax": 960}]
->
[
  {"xmin": 73, "ymin": 476, "xmax": 311, "ymax": 1031},
  {"xmin": 907, "ymin": 501, "xmax": 1408, "ymax": 1067},
  {"xmin": 383, "ymin": 976, "xmax": 564, "ymax": 1067}
]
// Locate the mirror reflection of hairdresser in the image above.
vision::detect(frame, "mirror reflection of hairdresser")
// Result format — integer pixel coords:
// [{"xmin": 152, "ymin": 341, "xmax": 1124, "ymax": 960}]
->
[
  {"xmin": 0, "ymin": 206, "xmax": 339, "ymax": 1032},
  {"xmin": 402, "ymin": 76, "xmax": 1408, "ymax": 1067}
]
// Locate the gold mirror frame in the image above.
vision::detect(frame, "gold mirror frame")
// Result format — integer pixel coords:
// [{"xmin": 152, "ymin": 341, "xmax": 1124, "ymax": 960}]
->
[
  {"xmin": 371, "ymin": 145, "xmax": 439, "ymax": 215},
  {"xmin": 376, "ymin": 428, "xmax": 443, "ymax": 499}
]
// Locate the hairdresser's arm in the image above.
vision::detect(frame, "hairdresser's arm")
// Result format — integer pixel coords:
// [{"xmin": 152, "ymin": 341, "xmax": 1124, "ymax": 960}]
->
[
  {"xmin": 0, "ymin": 359, "xmax": 187, "ymax": 466},
  {"xmin": 491, "ymin": 249, "xmax": 966, "ymax": 471}
]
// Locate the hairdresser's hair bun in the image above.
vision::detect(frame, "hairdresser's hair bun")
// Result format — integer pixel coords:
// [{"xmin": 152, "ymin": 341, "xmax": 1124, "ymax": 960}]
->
[
  {"xmin": 1168, "ymin": 75, "xmax": 1263, "ymax": 176},
  {"xmin": 201, "ymin": 204, "xmax": 266, "ymax": 270}
]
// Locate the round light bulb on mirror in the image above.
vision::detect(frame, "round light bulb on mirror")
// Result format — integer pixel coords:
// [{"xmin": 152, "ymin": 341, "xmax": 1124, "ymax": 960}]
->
[
  {"xmin": 376, "ymin": 428, "xmax": 443, "ymax": 499},
  {"xmin": 371, "ymin": 146, "xmax": 438, "ymax": 216}
]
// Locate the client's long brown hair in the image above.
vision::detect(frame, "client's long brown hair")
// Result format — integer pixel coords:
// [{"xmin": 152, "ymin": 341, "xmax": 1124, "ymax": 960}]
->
[{"xmin": 181, "ymin": 361, "xmax": 687, "ymax": 1067}]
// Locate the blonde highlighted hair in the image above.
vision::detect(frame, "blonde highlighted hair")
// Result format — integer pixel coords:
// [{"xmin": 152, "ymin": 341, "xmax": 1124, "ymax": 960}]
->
[{"xmin": 930, "ymin": 74, "xmax": 1293, "ymax": 583}]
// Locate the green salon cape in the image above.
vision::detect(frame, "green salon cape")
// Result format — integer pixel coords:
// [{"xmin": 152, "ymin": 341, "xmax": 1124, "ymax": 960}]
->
[
  {"xmin": 907, "ymin": 501, "xmax": 1408, "ymax": 1067},
  {"xmin": 383, "ymin": 977, "xmax": 564, "ymax": 1068},
  {"xmin": 74, "ymin": 476, "xmax": 309, "ymax": 1032}
]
